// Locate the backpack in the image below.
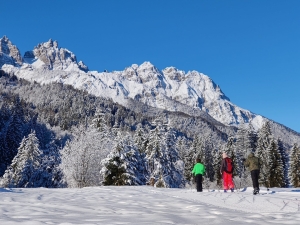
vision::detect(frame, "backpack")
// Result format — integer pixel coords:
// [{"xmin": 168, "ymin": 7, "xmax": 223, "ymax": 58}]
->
[{"xmin": 225, "ymin": 158, "xmax": 233, "ymax": 173}]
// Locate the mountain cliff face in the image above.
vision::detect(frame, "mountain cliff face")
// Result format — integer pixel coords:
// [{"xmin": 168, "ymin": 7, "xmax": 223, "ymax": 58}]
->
[
  {"xmin": 22, "ymin": 39, "xmax": 89, "ymax": 72},
  {"xmin": 0, "ymin": 36, "xmax": 23, "ymax": 68},
  {"xmin": 0, "ymin": 37, "xmax": 266, "ymax": 130}
]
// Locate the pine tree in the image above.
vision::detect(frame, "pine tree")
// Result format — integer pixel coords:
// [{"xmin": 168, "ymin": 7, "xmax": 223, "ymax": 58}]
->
[
  {"xmin": 120, "ymin": 133, "xmax": 146, "ymax": 185},
  {"xmin": 101, "ymin": 146, "xmax": 127, "ymax": 186},
  {"xmin": 277, "ymin": 138, "xmax": 288, "ymax": 187},
  {"xmin": 0, "ymin": 132, "xmax": 8, "ymax": 175},
  {"xmin": 234, "ymin": 128, "xmax": 248, "ymax": 178},
  {"xmin": 176, "ymin": 136, "xmax": 188, "ymax": 161},
  {"xmin": 161, "ymin": 126, "xmax": 184, "ymax": 188},
  {"xmin": 245, "ymin": 123, "xmax": 257, "ymax": 154},
  {"xmin": 289, "ymin": 143, "xmax": 300, "ymax": 187},
  {"xmin": 203, "ymin": 137, "xmax": 214, "ymax": 182},
  {"xmin": 233, "ymin": 125, "xmax": 257, "ymax": 189},
  {"xmin": 0, "ymin": 131, "xmax": 42, "ymax": 188},
  {"xmin": 256, "ymin": 121, "xmax": 272, "ymax": 188},
  {"xmin": 183, "ymin": 136, "xmax": 200, "ymax": 183},
  {"xmin": 213, "ymin": 148, "xmax": 223, "ymax": 188},
  {"xmin": 101, "ymin": 133, "xmax": 145, "ymax": 186},
  {"xmin": 145, "ymin": 125, "xmax": 163, "ymax": 182},
  {"xmin": 183, "ymin": 143, "xmax": 195, "ymax": 183},
  {"xmin": 38, "ymin": 144, "xmax": 64, "ymax": 188},
  {"xmin": 0, "ymin": 104, "xmax": 10, "ymax": 175},
  {"xmin": 5, "ymin": 102, "xmax": 25, "ymax": 165},
  {"xmin": 134, "ymin": 124, "xmax": 147, "ymax": 154},
  {"xmin": 92, "ymin": 108, "xmax": 110, "ymax": 136},
  {"xmin": 268, "ymin": 138, "xmax": 284, "ymax": 187}
]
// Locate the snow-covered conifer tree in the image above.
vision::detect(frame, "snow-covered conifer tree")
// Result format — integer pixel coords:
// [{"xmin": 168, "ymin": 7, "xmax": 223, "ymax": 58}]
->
[
  {"xmin": 289, "ymin": 143, "xmax": 300, "ymax": 187},
  {"xmin": 144, "ymin": 121, "xmax": 183, "ymax": 188},
  {"xmin": 256, "ymin": 121, "xmax": 272, "ymax": 188},
  {"xmin": 213, "ymin": 147, "xmax": 223, "ymax": 188},
  {"xmin": 203, "ymin": 137, "xmax": 214, "ymax": 182},
  {"xmin": 145, "ymin": 123, "xmax": 164, "ymax": 182},
  {"xmin": 92, "ymin": 108, "xmax": 110, "ymax": 136},
  {"xmin": 245, "ymin": 123, "xmax": 257, "ymax": 154},
  {"xmin": 277, "ymin": 138, "xmax": 288, "ymax": 187},
  {"xmin": 255, "ymin": 122, "xmax": 285, "ymax": 188},
  {"xmin": 183, "ymin": 146, "xmax": 194, "ymax": 183},
  {"xmin": 234, "ymin": 127, "xmax": 248, "ymax": 178},
  {"xmin": 38, "ymin": 144, "xmax": 64, "ymax": 188},
  {"xmin": 268, "ymin": 138, "xmax": 284, "ymax": 187},
  {"xmin": 0, "ymin": 131, "xmax": 42, "ymax": 188},
  {"xmin": 183, "ymin": 136, "xmax": 199, "ymax": 183},
  {"xmin": 176, "ymin": 136, "xmax": 188, "ymax": 161},
  {"xmin": 134, "ymin": 124, "xmax": 148, "ymax": 154},
  {"xmin": 5, "ymin": 103, "xmax": 24, "ymax": 165},
  {"xmin": 161, "ymin": 126, "xmax": 184, "ymax": 188},
  {"xmin": 101, "ymin": 132, "xmax": 145, "ymax": 185}
]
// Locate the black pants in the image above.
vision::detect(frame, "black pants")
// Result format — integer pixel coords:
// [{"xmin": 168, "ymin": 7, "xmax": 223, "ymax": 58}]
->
[
  {"xmin": 195, "ymin": 174, "xmax": 203, "ymax": 192},
  {"xmin": 251, "ymin": 170, "xmax": 260, "ymax": 190}
]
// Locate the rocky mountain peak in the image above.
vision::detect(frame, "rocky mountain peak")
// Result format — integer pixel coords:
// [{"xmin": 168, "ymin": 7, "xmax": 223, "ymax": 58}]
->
[
  {"xmin": 136, "ymin": 61, "xmax": 163, "ymax": 83},
  {"xmin": 32, "ymin": 39, "xmax": 87, "ymax": 72},
  {"xmin": 138, "ymin": 61, "xmax": 158, "ymax": 72},
  {"xmin": 78, "ymin": 61, "xmax": 89, "ymax": 72},
  {"xmin": 0, "ymin": 36, "xmax": 23, "ymax": 67},
  {"xmin": 163, "ymin": 67, "xmax": 185, "ymax": 81}
]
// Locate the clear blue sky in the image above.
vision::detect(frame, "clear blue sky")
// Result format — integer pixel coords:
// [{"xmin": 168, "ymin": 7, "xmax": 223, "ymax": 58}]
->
[{"xmin": 1, "ymin": 1, "xmax": 300, "ymax": 132}]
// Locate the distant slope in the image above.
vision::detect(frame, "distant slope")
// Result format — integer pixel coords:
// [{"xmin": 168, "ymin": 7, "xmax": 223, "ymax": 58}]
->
[
  {"xmin": 1, "ymin": 37, "xmax": 264, "ymax": 129},
  {"xmin": 1, "ymin": 36, "xmax": 300, "ymax": 148}
]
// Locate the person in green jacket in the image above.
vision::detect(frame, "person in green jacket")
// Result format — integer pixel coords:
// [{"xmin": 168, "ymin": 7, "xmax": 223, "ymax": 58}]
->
[
  {"xmin": 244, "ymin": 152, "xmax": 260, "ymax": 195},
  {"xmin": 192, "ymin": 158, "xmax": 206, "ymax": 192}
]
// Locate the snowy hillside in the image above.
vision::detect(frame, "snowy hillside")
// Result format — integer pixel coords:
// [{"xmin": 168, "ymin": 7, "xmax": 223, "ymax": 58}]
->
[
  {"xmin": 1, "ymin": 186, "xmax": 300, "ymax": 224},
  {"xmin": 0, "ymin": 37, "xmax": 265, "ymax": 129}
]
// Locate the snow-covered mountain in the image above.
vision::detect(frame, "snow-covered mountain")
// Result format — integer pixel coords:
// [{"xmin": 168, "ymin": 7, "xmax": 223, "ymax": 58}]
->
[
  {"xmin": 0, "ymin": 37, "xmax": 264, "ymax": 128},
  {"xmin": 0, "ymin": 36, "xmax": 23, "ymax": 68}
]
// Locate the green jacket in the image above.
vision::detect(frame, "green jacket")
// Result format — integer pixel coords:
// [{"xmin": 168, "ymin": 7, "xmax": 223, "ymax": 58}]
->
[
  {"xmin": 244, "ymin": 153, "xmax": 260, "ymax": 171},
  {"xmin": 192, "ymin": 163, "xmax": 206, "ymax": 175}
]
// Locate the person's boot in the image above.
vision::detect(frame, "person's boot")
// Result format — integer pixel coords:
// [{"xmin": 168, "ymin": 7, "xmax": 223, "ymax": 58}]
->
[
  {"xmin": 230, "ymin": 188, "xmax": 234, "ymax": 192},
  {"xmin": 224, "ymin": 189, "xmax": 227, "ymax": 193},
  {"xmin": 253, "ymin": 188, "xmax": 259, "ymax": 195}
]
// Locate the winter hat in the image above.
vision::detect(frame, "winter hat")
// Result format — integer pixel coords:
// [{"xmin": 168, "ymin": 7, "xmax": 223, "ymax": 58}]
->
[{"xmin": 222, "ymin": 152, "xmax": 228, "ymax": 159}]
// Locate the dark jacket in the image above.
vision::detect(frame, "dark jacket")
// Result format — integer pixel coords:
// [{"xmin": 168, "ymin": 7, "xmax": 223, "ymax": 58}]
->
[
  {"xmin": 220, "ymin": 157, "xmax": 233, "ymax": 174},
  {"xmin": 244, "ymin": 153, "xmax": 260, "ymax": 171}
]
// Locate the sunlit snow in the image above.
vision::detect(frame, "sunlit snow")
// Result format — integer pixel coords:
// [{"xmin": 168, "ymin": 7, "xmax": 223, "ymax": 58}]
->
[{"xmin": 1, "ymin": 186, "xmax": 300, "ymax": 224}]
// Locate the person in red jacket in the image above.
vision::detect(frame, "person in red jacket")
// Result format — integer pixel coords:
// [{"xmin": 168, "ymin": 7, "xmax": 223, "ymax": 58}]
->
[
  {"xmin": 220, "ymin": 152, "xmax": 234, "ymax": 192},
  {"xmin": 192, "ymin": 158, "xmax": 206, "ymax": 192}
]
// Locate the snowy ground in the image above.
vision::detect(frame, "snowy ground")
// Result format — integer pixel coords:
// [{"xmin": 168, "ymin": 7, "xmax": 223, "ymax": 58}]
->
[{"xmin": 1, "ymin": 186, "xmax": 300, "ymax": 225}]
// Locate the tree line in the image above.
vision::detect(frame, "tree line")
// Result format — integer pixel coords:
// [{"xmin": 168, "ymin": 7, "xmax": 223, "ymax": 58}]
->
[{"xmin": 0, "ymin": 69, "xmax": 299, "ymax": 188}]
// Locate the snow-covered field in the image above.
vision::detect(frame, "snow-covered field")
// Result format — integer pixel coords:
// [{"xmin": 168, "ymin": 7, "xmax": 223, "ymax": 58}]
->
[{"xmin": 1, "ymin": 186, "xmax": 300, "ymax": 225}]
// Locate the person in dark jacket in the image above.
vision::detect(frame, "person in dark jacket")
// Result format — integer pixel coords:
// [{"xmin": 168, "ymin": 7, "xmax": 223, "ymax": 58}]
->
[
  {"xmin": 220, "ymin": 152, "xmax": 234, "ymax": 192},
  {"xmin": 192, "ymin": 158, "xmax": 206, "ymax": 192},
  {"xmin": 244, "ymin": 152, "xmax": 260, "ymax": 195}
]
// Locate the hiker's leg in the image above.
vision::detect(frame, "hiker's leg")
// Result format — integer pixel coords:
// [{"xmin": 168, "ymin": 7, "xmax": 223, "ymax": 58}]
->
[{"xmin": 251, "ymin": 170, "xmax": 256, "ymax": 189}]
